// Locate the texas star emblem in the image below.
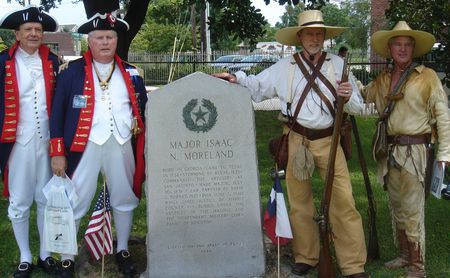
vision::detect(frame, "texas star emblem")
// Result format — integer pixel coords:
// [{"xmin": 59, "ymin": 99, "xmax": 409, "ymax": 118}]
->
[{"xmin": 182, "ymin": 98, "xmax": 217, "ymax": 133}]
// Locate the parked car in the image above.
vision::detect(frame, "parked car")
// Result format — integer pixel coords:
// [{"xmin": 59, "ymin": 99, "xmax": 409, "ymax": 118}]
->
[
  {"xmin": 226, "ymin": 54, "xmax": 279, "ymax": 73},
  {"xmin": 210, "ymin": 54, "xmax": 245, "ymax": 69}
]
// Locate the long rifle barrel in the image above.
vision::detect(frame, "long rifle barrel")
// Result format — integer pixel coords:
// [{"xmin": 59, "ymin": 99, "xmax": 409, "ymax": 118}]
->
[
  {"xmin": 316, "ymin": 55, "xmax": 349, "ymax": 278},
  {"xmin": 350, "ymin": 115, "xmax": 380, "ymax": 260}
]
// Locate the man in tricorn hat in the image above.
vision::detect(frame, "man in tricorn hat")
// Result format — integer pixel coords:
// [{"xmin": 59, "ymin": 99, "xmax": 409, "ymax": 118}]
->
[
  {"xmin": 363, "ymin": 21, "xmax": 450, "ymax": 278},
  {"xmin": 213, "ymin": 10, "xmax": 368, "ymax": 278},
  {"xmin": 0, "ymin": 5, "xmax": 60, "ymax": 278},
  {"xmin": 49, "ymin": 9, "xmax": 147, "ymax": 278}
]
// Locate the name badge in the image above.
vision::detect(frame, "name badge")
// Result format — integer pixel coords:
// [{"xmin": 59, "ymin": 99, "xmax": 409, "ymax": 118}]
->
[
  {"xmin": 73, "ymin": 95, "xmax": 87, "ymax": 108},
  {"xmin": 126, "ymin": 68, "xmax": 140, "ymax": 76}
]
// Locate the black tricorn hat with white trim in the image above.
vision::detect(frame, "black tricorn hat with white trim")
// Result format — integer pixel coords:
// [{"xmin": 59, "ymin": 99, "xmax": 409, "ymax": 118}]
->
[
  {"xmin": 76, "ymin": 11, "xmax": 129, "ymax": 34},
  {"xmin": 0, "ymin": 5, "xmax": 58, "ymax": 31}
]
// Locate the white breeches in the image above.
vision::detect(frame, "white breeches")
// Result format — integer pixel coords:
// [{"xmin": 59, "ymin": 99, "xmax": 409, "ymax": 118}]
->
[
  {"xmin": 70, "ymin": 136, "xmax": 138, "ymax": 220},
  {"xmin": 7, "ymin": 134, "xmax": 51, "ymax": 221}
]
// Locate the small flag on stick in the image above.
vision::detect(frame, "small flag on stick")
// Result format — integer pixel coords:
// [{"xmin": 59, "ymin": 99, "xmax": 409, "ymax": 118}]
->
[
  {"xmin": 84, "ymin": 186, "xmax": 113, "ymax": 260},
  {"xmin": 263, "ymin": 175, "xmax": 293, "ymax": 245}
]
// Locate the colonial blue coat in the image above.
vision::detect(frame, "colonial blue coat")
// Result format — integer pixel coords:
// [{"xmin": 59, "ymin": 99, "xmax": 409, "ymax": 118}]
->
[
  {"xmin": 49, "ymin": 51, "xmax": 147, "ymax": 198},
  {"xmin": 0, "ymin": 42, "xmax": 59, "ymax": 196}
]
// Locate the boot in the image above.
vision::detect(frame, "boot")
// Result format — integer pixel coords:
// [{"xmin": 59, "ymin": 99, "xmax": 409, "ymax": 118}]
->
[
  {"xmin": 384, "ymin": 229, "xmax": 408, "ymax": 268},
  {"xmin": 406, "ymin": 241, "xmax": 426, "ymax": 278}
]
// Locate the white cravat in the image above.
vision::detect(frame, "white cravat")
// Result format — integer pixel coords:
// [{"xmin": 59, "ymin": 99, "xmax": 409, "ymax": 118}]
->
[{"xmin": 17, "ymin": 47, "xmax": 43, "ymax": 81}]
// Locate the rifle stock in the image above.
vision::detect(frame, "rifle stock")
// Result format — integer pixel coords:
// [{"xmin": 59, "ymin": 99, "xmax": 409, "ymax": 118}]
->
[
  {"xmin": 317, "ymin": 55, "xmax": 349, "ymax": 278},
  {"xmin": 350, "ymin": 115, "xmax": 380, "ymax": 260}
]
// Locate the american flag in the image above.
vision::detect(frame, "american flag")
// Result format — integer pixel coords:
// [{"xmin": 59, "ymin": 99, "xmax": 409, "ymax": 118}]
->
[
  {"xmin": 84, "ymin": 186, "xmax": 113, "ymax": 260},
  {"xmin": 263, "ymin": 175, "xmax": 293, "ymax": 245}
]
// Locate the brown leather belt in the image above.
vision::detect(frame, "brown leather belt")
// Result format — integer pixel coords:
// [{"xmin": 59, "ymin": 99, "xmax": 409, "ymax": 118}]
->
[
  {"xmin": 289, "ymin": 121, "xmax": 334, "ymax": 141},
  {"xmin": 387, "ymin": 134, "xmax": 430, "ymax": 145}
]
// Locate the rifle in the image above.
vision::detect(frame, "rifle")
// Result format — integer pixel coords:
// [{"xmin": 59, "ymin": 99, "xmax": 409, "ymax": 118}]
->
[
  {"xmin": 350, "ymin": 115, "xmax": 380, "ymax": 260},
  {"xmin": 316, "ymin": 55, "xmax": 349, "ymax": 278}
]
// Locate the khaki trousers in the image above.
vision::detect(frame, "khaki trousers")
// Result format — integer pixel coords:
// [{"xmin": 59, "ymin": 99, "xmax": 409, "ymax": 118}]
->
[
  {"xmin": 286, "ymin": 129, "xmax": 367, "ymax": 276},
  {"xmin": 386, "ymin": 166, "xmax": 424, "ymax": 243}
]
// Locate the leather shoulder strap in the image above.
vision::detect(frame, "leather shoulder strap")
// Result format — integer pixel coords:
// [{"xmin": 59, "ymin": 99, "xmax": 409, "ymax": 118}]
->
[
  {"xmin": 295, "ymin": 52, "xmax": 336, "ymax": 118},
  {"xmin": 380, "ymin": 62, "xmax": 419, "ymax": 121},
  {"xmin": 300, "ymin": 52, "xmax": 337, "ymax": 99}
]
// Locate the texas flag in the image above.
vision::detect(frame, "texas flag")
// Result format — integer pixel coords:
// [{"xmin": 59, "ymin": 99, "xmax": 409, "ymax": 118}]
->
[{"xmin": 263, "ymin": 175, "xmax": 293, "ymax": 245}]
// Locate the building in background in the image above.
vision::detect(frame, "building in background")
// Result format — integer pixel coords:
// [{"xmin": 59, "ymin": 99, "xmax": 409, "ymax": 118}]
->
[{"xmin": 43, "ymin": 24, "xmax": 83, "ymax": 57}]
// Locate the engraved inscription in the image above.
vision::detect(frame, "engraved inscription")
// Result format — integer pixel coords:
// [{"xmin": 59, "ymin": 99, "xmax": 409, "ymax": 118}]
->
[{"xmin": 162, "ymin": 163, "xmax": 245, "ymax": 227}]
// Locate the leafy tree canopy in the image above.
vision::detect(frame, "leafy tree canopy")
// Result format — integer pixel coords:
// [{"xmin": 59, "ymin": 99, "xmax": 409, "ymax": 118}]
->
[
  {"xmin": 0, "ymin": 29, "xmax": 16, "ymax": 48},
  {"xmin": 274, "ymin": 0, "xmax": 370, "ymax": 51}
]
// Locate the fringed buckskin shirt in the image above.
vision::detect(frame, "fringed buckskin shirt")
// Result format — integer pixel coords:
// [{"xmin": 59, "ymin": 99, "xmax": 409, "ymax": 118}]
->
[{"xmin": 363, "ymin": 65, "xmax": 450, "ymax": 183}]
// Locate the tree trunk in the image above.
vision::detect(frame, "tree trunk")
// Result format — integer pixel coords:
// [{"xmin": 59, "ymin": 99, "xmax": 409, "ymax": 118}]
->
[
  {"xmin": 200, "ymin": 7, "xmax": 206, "ymax": 53},
  {"xmin": 190, "ymin": 4, "xmax": 197, "ymax": 50}
]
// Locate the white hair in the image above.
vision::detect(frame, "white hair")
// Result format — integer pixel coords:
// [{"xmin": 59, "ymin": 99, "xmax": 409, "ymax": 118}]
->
[{"xmin": 87, "ymin": 29, "xmax": 118, "ymax": 39}]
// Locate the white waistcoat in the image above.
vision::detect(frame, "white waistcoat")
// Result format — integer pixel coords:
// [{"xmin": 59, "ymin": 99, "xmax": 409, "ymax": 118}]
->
[
  {"xmin": 15, "ymin": 48, "xmax": 48, "ymax": 145},
  {"xmin": 89, "ymin": 62, "xmax": 133, "ymax": 145}
]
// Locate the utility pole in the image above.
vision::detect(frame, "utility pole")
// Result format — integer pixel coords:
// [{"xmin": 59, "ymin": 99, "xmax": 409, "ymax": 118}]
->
[
  {"xmin": 200, "ymin": 5, "xmax": 206, "ymax": 53},
  {"xmin": 200, "ymin": 2, "xmax": 211, "ymax": 61},
  {"xmin": 205, "ymin": 1, "xmax": 211, "ymax": 62}
]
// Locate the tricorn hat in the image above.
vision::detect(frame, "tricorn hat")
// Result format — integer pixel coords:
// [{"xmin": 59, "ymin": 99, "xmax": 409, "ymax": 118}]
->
[
  {"xmin": 275, "ymin": 10, "xmax": 347, "ymax": 46},
  {"xmin": 371, "ymin": 21, "xmax": 435, "ymax": 58},
  {"xmin": 0, "ymin": 5, "xmax": 58, "ymax": 31},
  {"xmin": 76, "ymin": 11, "xmax": 129, "ymax": 34}
]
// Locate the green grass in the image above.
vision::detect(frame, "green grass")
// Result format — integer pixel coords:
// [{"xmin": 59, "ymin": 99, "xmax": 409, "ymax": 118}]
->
[{"xmin": 1, "ymin": 110, "xmax": 449, "ymax": 277}]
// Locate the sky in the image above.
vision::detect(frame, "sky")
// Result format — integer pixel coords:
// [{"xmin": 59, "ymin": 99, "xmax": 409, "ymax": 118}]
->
[{"xmin": 0, "ymin": 0, "xmax": 286, "ymax": 27}]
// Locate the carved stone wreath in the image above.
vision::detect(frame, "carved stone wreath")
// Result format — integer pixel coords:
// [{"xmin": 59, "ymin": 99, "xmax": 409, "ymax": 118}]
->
[{"xmin": 182, "ymin": 98, "xmax": 217, "ymax": 133}]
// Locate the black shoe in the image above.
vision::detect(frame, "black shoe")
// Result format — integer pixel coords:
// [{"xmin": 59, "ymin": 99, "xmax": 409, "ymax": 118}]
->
[
  {"xmin": 115, "ymin": 250, "xmax": 136, "ymax": 278},
  {"xmin": 57, "ymin": 259, "xmax": 75, "ymax": 278},
  {"xmin": 291, "ymin": 262, "xmax": 314, "ymax": 275},
  {"xmin": 37, "ymin": 256, "xmax": 58, "ymax": 275},
  {"xmin": 13, "ymin": 262, "xmax": 34, "ymax": 278}
]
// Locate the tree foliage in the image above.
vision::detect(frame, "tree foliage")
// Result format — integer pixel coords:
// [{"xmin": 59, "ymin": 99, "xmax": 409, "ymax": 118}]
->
[
  {"xmin": 386, "ymin": 0, "xmax": 450, "ymax": 87},
  {"xmin": 339, "ymin": 0, "xmax": 370, "ymax": 50},
  {"xmin": 130, "ymin": 0, "xmax": 193, "ymax": 52},
  {"xmin": 0, "ymin": 38, "xmax": 6, "ymax": 51},
  {"xmin": 274, "ymin": 0, "xmax": 370, "ymax": 51},
  {"xmin": 0, "ymin": 29, "xmax": 16, "ymax": 48},
  {"xmin": 7, "ymin": 0, "xmax": 63, "ymax": 11}
]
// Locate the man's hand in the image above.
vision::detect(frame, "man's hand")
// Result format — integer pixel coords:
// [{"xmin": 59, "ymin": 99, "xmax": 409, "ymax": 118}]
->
[
  {"xmin": 211, "ymin": 72, "xmax": 237, "ymax": 83},
  {"xmin": 51, "ymin": 156, "xmax": 67, "ymax": 177},
  {"xmin": 337, "ymin": 81, "xmax": 353, "ymax": 102}
]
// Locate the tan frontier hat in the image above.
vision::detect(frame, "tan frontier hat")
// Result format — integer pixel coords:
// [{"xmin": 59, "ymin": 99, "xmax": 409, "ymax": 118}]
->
[
  {"xmin": 275, "ymin": 10, "xmax": 347, "ymax": 46},
  {"xmin": 371, "ymin": 21, "xmax": 435, "ymax": 58}
]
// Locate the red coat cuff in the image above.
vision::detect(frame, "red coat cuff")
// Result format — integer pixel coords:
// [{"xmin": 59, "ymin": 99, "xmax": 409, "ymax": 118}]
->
[{"xmin": 49, "ymin": 137, "xmax": 66, "ymax": 156}]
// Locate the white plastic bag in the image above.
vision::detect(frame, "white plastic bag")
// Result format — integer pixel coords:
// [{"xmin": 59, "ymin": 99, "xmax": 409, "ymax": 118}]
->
[{"xmin": 43, "ymin": 175, "xmax": 78, "ymax": 255}]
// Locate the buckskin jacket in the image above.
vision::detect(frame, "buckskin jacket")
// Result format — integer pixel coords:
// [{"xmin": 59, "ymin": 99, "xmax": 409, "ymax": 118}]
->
[
  {"xmin": 363, "ymin": 64, "xmax": 450, "ymax": 183},
  {"xmin": 49, "ymin": 50, "xmax": 147, "ymax": 198},
  {"xmin": 0, "ymin": 42, "xmax": 60, "ymax": 196}
]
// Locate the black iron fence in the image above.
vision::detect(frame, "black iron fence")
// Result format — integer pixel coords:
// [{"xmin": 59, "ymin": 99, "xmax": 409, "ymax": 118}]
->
[{"xmin": 128, "ymin": 50, "xmax": 437, "ymax": 86}]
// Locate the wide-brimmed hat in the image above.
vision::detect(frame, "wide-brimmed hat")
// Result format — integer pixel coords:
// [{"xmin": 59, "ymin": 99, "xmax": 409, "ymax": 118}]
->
[
  {"xmin": 0, "ymin": 5, "xmax": 58, "ymax": 31},
  {"xmin": 371, "ymin": 21, "xmax": 435, "ymax": 58},
  {"xmin": 275, "ymin": 10, "xmax": 347, "ymax": 46},
  {"xmin": 77, "ymin": 11, "xmax": 129, "ymax": 34}
]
